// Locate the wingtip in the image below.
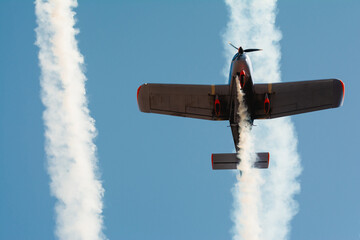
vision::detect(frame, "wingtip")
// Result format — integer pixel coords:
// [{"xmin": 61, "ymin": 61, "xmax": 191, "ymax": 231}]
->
[
  {"xmin": 137, "ymin": 85, "xmax": 142, "ymax": 103},
  {"xmin": 211, "ymin": 154, "xmax": 214, "ymax": 170},
  {"xmin": 137, "ymin": 83, "xmax": 150, "ymax": 113},
  {"xmin": 333, "ymin": 79, "xmax": 345, "ymax": 107},
  {"xmin": 339, "ymin": 79, "xmax": 345, "ymax": 106}
]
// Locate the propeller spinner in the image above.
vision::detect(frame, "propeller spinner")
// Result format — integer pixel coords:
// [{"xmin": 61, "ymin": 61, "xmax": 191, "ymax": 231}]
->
[{"xmin": 228, "ymin": 42, "xmax": 262, "ymax": 54}]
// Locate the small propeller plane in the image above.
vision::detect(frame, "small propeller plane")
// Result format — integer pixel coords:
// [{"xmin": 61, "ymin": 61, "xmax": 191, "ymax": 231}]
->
[{"xmin": 137, "ymin": 43, "xmax": 345, "ymax": 170}]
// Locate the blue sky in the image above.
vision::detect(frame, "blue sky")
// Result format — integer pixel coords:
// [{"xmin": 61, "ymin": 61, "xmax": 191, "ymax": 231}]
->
[{"xmin": 0, "ymin": 1, "xmax": 359, "ymax": 239}]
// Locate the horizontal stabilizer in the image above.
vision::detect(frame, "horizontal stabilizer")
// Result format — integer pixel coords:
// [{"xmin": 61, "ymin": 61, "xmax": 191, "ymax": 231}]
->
[{"xmin": 212, "ymin": 152, "xmax": 269, "ymax": 170}]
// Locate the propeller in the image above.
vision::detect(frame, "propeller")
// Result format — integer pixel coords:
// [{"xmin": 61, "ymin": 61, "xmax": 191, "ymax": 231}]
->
[{"xmin": 228, "ymin": 42, "xmax": 262, "ymax": 54}]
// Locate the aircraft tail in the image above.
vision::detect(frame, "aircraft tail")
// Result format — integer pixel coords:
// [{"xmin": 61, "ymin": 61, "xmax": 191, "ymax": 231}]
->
[{"xmin": 211, "ymin": 152, "xmax": 269, "ymax": 170}]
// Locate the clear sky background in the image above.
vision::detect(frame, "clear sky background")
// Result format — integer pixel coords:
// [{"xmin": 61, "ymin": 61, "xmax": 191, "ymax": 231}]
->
[{"xmin": 0, "ymin": 0, "xmax": 359, "ymax": 239}]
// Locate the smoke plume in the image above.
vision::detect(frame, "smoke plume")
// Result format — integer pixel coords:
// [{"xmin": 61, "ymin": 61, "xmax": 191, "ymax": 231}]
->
[
  {"xmin": 223, "ymin": 1, "xmax": 302, "ymax": 240},
  {"xmin": 232, "ymin": 76, "xmax": 264, "ymax": 240},
  {"xmin": 35, "ymin": 1, "xmax": 106, "ymax": 239}
]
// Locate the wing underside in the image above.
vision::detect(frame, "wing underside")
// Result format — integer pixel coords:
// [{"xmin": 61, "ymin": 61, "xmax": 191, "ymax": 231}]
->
[
  {"xmin": 137, "ymin": 83, "xmax": 230, "ymax": 120},
  {"xmin": 252, "ymin": 79, "xmax": 344, "ymax": 119},
  {"xmin": 137, "ymin": 79, "xmax": 344, "ymax": 121}
]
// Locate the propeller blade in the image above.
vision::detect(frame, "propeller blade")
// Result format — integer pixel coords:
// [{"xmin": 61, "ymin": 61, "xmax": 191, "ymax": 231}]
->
[
  {"xmin": 228, "ymin": 42, "xmax": 238, "ymax": 50},
  {"xmin": 244, "ymin": 48, "xmax": 263, "ymax": 52}
]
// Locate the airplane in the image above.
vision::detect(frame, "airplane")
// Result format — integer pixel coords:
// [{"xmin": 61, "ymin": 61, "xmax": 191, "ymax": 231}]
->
[{"xmin": 137, "ymin": 44, "xmax": 345, "ymax": 171}]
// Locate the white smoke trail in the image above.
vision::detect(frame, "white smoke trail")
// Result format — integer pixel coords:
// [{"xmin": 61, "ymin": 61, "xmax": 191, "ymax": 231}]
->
[
  {"xmin": 223, "ymin": 1, "xmax": 302, "ymax": 240},
  {"xmin": 232, "ymin": 76, "xmax": 263, "ymax": 240},
  {"xmin": 35, "ymin": 1, "xmax": 106, "ymax": 239}
]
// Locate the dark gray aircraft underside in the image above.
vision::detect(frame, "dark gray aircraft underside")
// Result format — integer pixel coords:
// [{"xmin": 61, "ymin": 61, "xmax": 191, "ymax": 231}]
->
[{"xmin": 137, "ymin": 46, "xmax": 345, "ymax": 170}]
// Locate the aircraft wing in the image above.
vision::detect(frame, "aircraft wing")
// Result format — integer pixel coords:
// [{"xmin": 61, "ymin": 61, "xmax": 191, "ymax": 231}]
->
[
  {"xmin": 252, "ymin": 79, "xmax": 344, "ymax": 119},
  {"xmin": 137, "ymin": 83, "xmax": 230, "ymax": 120}
]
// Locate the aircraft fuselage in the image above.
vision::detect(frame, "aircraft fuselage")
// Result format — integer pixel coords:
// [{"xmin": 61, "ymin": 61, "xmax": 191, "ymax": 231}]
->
[{"xmin": 228, "ymin": 53, "xmax": 256, "ymax": 149}]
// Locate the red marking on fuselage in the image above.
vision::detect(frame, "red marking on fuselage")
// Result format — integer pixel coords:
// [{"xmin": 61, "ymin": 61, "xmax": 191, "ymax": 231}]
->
[{"xmin": 240, "ymin": 70, "xmax": 246, "ymax": 88}]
